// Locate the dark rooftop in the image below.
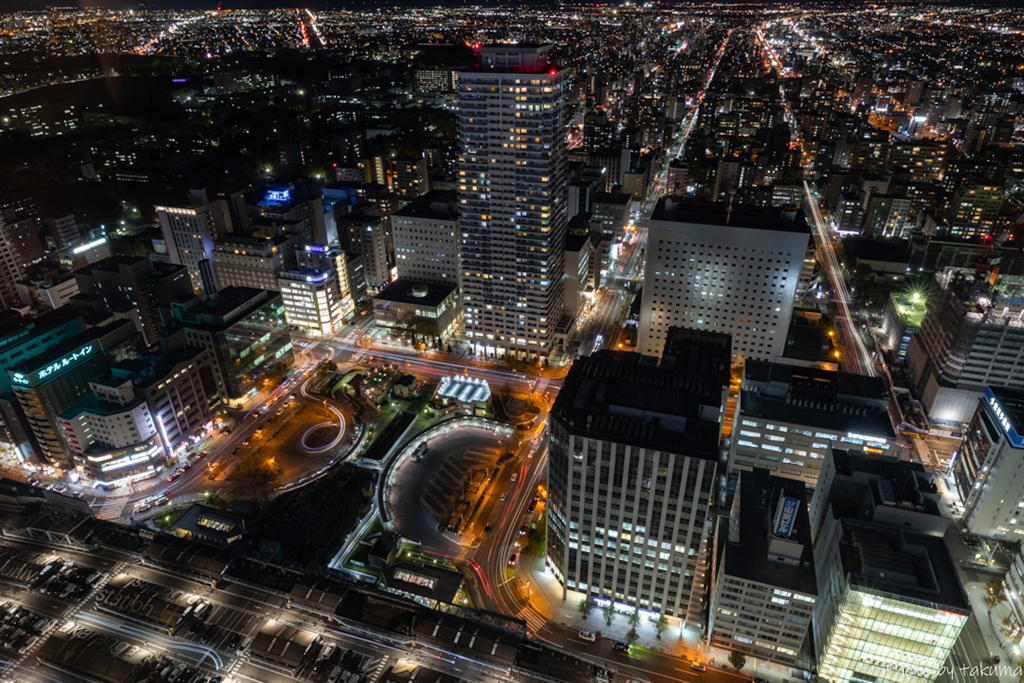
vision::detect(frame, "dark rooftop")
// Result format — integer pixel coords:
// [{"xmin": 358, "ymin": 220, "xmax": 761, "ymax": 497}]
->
[
  {"xmin": 724, "ymin": 468, "xmax": 816, "ymax": 595},
  {"xmin": 374, "ymin": 279, "xmax": 457, "ymax": 308},
  {"xmin": 652, "ymin": 198, "xmax": 810, "ymax": 234},
  {"xmin": 741, "ymin": 360, "xmax": 894, "ymax": 439},
  {"xmin": 552, "ymin": 348, "xmax": 726, "ymax": 458},
  {"xmin": 838, "ymin": 518, "xmax": 969, "ymax": 612},
  {"xmin": 393, "ymin": 190, "xmax": 458, "ymax": 221}
]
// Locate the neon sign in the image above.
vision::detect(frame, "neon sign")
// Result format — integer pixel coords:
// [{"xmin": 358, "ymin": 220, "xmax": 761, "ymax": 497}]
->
[
  {"xmin": 985, "ymin": 387, "xmax": 1024, "ymax": 449},
  {"xmin": 36, "ymin": 345, "xmax": 95, "ymax": 381},
  {"xmin": 12, "ymin": 373, "xmax": 27, "ymax": 386},
  {"xmin": 264, "ymin": 189, "xmax": 291, "ymax": 204}
]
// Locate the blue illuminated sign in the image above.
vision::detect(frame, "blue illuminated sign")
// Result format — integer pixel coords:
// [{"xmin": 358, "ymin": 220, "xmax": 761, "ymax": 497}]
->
[
  {"xmin": 263, "ymin": 188, "xmax": 291, "ymax": 204},
  {"xmin": 773, "ymin": 496, "xmax": 800, "ymax": 538},
  {"xmin": 985, "ymin": 387, "xmax": 1024, "ymax": 449},
  {"xmin": 12, "ymin": 373, "xmax": 28, "ymax": 386},
  {"xmin": 305, "ymin": 245, "xmax": 326, "ymax": 253}
]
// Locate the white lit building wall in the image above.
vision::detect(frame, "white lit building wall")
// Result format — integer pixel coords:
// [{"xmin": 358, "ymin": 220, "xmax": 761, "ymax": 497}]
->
[
  {"xmin": 546, "ymin": 419, "xmax": 716, "ymax": 624},
  {"xmin": 279, "ymin": 269, "xmax": 343, "ymax": 337},
  {"xmin": 639, "ymin": 217, "xmax": 807, "ymax": 362},
  {"xmin": 157, "ymin": 205, "xmax": 217, "ymax": 293},
  {"xmin": 729, "ymin": 415, "xmax": 895, "ymax": 487},
  {"xmin": 817, "ymin": 586, "xmax": 967, "ymax": 683},
  {"xmin": 710, "ymin": 570, "xmax": 816, "ymax": 665},
  {"xmin": 59, "ymin": 401, "xmax": 156, "ymax": 455}
]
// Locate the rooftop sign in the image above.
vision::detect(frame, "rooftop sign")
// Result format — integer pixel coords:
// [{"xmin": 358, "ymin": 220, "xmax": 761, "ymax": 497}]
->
[
  {"xmin": 773, "ymin": 496, "xmax": 800, "ymax": 538},
  {"xmin": 986, "ymin": 387, "xmax": 1024, "ymax": 449}
]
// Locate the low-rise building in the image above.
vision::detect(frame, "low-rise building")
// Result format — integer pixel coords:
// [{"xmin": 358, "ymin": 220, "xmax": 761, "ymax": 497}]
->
[
  {"xmin": 729, "ymin": 361, "xmax": 896, "ymax": 487},
  {"xmin": 710, "ymin": 469, "xmax": 816, "ymax": 667},
  {"xmin": 373, "ymin": 279, "xmax": 460, "ymax": 344}
]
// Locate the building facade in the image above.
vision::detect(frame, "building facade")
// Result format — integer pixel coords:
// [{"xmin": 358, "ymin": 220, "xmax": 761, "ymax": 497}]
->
[
  {"xmin": 729, "ymin": 361, "xmax": 896, "ymax": 487},
  {"xmin": 547, "ymin": 330, "xmax": 730, "ymax": 624},
  {"xmin": 457, "ymin": 44, "xmax": 570, "ymax": 360},
  {"xmin": 955, "ymin": 386, "xmax": 1024, "ymax": 539},
  {"xmin": 279, "ymin": 268, "xmax": 345, "ymax": 337},
  {"xmin": 391, "ymin": 190, "xmax": 461, "ymax": 287},
  {"xmin": 639, "ymin": 200, "xmax": 810, "ymax": 362},
  {"xmin": 907, "ymin": 270, "xmax": 1024, "ymax": 424},
  {"xmin": 709, "ymin": 469, "xmax": 816, "ymax": 667},
  {"xmin": 170, "ymin": 287, "xmax": 294, "ymax": 402}
]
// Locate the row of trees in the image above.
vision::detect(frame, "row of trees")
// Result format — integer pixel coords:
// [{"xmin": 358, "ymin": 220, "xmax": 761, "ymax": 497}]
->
[{"xmin": 575, "ymin": 596, "xmax": 748, "ymax": 671}]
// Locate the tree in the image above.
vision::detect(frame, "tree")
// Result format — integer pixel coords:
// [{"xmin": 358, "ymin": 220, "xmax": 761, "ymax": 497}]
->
[
  {"xmin": 985, "ymin": 579, "xmax": 1008, "ymax": 612},
  {"xmin": 728, "ymin": 651, "xmax": 746, "ymax": 672},
  {"xmin": 626, "ymin": 626, "xmax": 639, "ymax": 645},
  {"xmin": 577, "ymin": 596, "xmax": 593, "ymax": 620},
  {"xmin": 654, "ymin": 614, "xmax": 669, "ymax": 640},
  {"xmin": 628, "ymin": 608, "xmax": 641, "ymax": 630},
  {"xmin": 602, "ymin": 601, "xmax": 616, "ymax": 627}
]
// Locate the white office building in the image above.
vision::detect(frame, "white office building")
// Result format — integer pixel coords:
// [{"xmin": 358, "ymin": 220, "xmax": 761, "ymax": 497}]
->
[
  {"xmin": 639, "ymin": 200, "xmax": 810, "ymax": 362},
  {"xmin": 279, "ymin": 267, "xmax": 344, "ymax": 337},
  {"xmin": 729, "ymin": 361, "xmax": 896, "ymax": 487},
  {"xmin": 457, "ymin": 44, "xmax": 570, "ymax": 360},
  {"xmin": 392, "ymin": 189, "xmax": 461, "ymax": 287},
  {"xmin": 955, "ymin": 386, "xmax": 1024, "ymax": 539},
  {"xmin": 709, "ymin": 469, "xmax": 816, "ymax": 667},
  {"xmin": 547, "ymin": 330, "xmax": 731, "ymax": 624},
  {"xmin": 157, "ymin": 203, "xmax": 219, "ymax": 294}
]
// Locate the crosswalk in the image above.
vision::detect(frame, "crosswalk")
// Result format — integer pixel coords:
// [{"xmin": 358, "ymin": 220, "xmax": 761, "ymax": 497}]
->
[
  {"xmin": 518, "ymin": 605, "xmax": 547, "ymax": 637},
  {"xmin": 364, "ymin": 655, "xmax": 388, "ymax": 682}
]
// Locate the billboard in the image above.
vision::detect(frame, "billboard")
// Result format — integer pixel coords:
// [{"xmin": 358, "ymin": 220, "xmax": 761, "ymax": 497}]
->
[{"xmin": 773, "ymin": 496, "xmax": 800, "ymax": 538}]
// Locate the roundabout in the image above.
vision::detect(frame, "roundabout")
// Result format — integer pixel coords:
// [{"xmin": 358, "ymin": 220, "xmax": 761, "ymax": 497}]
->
[{"xmin": 382, "ymin": 418, "xmax": 517, "ymax": 552}]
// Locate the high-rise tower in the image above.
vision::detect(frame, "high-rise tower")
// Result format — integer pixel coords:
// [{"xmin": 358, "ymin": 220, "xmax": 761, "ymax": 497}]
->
[{"xmin": 457, "ymin": 44, "xmax": 570, "ymax": 360}]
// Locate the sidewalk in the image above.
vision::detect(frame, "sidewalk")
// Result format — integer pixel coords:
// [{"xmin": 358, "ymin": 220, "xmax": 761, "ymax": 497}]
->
[
  {"xmin": 963, "ymin": 581, "xmax": 1019, "ymax": 683},
  {"xmin": 521, "ymin": 553, "xmax": 800, "ymax": 682}
]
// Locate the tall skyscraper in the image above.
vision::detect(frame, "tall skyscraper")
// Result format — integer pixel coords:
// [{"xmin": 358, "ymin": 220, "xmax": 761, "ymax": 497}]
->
[
  {"xmin": 546, "ymin": 328, "xmax": 731, "ymax": 624},
  {"xmin": 639, "ymin": 200, "xmax": 810, "ymax": 362},
  {"xmin": 457, "ymin": 44, "xmax": 570, "ymax": 360}
]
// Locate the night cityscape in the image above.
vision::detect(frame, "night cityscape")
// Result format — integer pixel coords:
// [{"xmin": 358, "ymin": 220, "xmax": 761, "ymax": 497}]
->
[{"xmin": 0, "ymin": 2, "xmax": 1022, "ymax": 683}]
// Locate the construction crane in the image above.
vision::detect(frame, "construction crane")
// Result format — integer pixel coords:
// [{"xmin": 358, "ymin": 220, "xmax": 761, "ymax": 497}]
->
[{"xmin": 972, "ymin": 217, "xmax": 1019, "ymax": 286}]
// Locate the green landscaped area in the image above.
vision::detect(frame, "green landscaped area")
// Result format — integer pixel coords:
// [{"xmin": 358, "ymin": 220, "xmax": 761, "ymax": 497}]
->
[{"xmin": 890, "ymin": 291, "xmax": 927, "ymax": 328}]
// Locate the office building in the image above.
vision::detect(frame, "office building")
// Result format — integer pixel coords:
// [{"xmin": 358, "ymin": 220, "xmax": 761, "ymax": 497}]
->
[
  {"xmin": 589, "ymin": 192, "xmax": 631, "ymax": 273},
  {"xmin": 338, "ymin": 213, "xmax": 390, "ymax": 293},
  {"xmin": 7, "ymin": 319, "xmax": 138, "ymax": 467},
  {"xmin": 391, "ymin": 190, "xmax": 460, "ymax": 287},
  {"xmin": 639, "ymin": 200, "xmax": 810, "ymax": 362},
  {"xmin": 812, "ymin": 518, "xmax": 968, "ymax": 683},
  {"xmin": 15, "ymin": 274, "xmax": 80, "ymax": 311},
  {"xmin": 74, "ymin": 256, "xmax": 193, "ymax": 347},
  {"xmin": 806, "ymin": 447, "xmax": 966, "ymax": 683},
  {"xmin": 907, "ymin": 270, "xmax": 1024, "ymax": 423},
  {"xmin": 709, "ymin": 469, "xmax": 816, "ymax": 667},
  {"xmin": 730, "ymin": 361, "xmax": 896, "ymax": 487},
  {"xmin": 391, "ymin": 156, "xmax": 431, "ymax": 199},
  {"xmin": 157, "ymin": 193, "xmax": 224, "ymax": 294},
  {"xmin": 252, "ymin": 185, "xmax": 326, "ymax": 246},
  {"xmin": 948, "ymin": 180, "xmax": 1003, "ymax": 239},
  {"xmin": 297, "ymin": 245, "xmax": 355, "ymax": 323},
  {"xmin": 279, "ymin": 268, "xmax": 345, "ymax": 336},
  {"xmin": 170, "ymin": 287, "xmax": 294, "ymax": 402},
  {"xmin": 373, "ymin": 280, "xmax": 461, "ymax": 344},
  {"xmin": 955, "ymin": 387, "xmax": 1024, "ymax": 539},
  {"xmin": 58, "ymin": 347, "xmax": 219, "ymax": 487},
  {"xmin": 546, "ymin": 328, "xmax": 731, "ymax": 623},
  {"xmin": 212, "ymin": 234, "xmax": 300, "ymax": 292},
  {"xmin": 457, "ymin": 44, "xmax": 570, "ymax": 360},
  {"xmin": 57, "ymin": 233, "xmax": 112, "ymax": 272}
]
